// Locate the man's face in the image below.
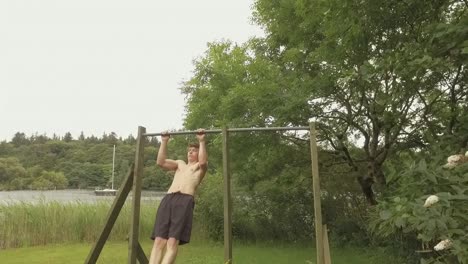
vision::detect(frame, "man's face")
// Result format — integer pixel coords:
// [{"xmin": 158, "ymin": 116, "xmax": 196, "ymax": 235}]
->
[{"xmin": 187, "ymin": 147, "xmax": 199, "ymax": 162}]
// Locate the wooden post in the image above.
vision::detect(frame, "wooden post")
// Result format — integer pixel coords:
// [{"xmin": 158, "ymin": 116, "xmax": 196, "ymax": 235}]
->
[
  {"xmin": 310, "ymin": 122, "xmax": 324, "ymax": 264},
  {"xmin": 84, "ymin": 164, "xmax": 135, "ymax": 264},
  {"xmin": 323, "ymin": 224, "xmax": 332, "ymax": 264},
  {"xmin": 128, "ymin": 126, "xmax": 146, "ymax": 264},
  {"xmin": 222, "ymin": 127, "xmax": 233, "ymax": 263}
]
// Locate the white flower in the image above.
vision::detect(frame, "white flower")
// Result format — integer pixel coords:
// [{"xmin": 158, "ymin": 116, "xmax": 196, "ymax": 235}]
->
[
  {"xmin": 423, "ymin": 195, "xmax": 439, "ymax": 207},
  {"xmin": 443, "ymin": 154, "xmax": 468, "ymax": 169},
  {"xmin": 434, "ymin": 239, "xmax": 452, "ymax": 251},
  {"xmin": 447, "ymin": 155, "xmax": 462, "ymax": 163}
]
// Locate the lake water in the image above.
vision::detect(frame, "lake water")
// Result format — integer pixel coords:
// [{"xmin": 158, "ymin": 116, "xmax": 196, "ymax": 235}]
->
[{"xmin": 0, "ymin": 189, "xmax": 166, "ymax": 205}]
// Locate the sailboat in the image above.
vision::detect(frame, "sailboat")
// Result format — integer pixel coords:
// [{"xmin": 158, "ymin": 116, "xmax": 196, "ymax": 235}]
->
[{"xmin": 95, "ymin": 145, "xmax": 117, "ymax": 196}]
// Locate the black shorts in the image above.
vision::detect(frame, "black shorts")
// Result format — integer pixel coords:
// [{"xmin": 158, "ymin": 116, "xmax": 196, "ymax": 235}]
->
[{"xmin": 151, "ymin": 191, "xmax": 195, "ymax": 245}]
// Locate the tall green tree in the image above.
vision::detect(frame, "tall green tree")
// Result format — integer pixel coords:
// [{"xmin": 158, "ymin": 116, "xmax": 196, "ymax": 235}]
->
[
  {"xmin": 63, "ymin": 132, "xmax": 73, "ymax": 142},
  {"xmin": 11, "ymin": 132, "xmax": 29, "ymax": 147},
  {"xmin": 183, "ymin": 0, "xmax": 467, "ymax": 204},
  {"xmin": 0, "ymin": 158, "xmax": 27, "ymax": 190}
]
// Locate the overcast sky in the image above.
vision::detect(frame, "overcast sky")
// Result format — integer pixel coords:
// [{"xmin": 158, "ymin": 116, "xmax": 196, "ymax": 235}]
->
[{"xmin": 0, "ymin": 0, "xmax": 264, "ymax": 141}]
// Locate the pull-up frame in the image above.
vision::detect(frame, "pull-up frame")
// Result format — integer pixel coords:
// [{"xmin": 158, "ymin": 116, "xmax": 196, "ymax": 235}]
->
[{"xmin": 85, "ymin": 123, "xmax": 328, "ymax": 264}]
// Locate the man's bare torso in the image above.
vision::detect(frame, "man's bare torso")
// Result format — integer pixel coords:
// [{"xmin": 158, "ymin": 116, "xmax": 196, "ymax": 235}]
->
[{"xmin": 166, "ymin": 161, "xmax": 204, "ymax": 196}]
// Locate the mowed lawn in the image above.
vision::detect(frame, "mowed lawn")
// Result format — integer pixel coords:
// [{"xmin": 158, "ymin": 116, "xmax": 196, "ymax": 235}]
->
[{"xmin": 0, "ymin": 240, "xmax": 389, "ymax": 264}]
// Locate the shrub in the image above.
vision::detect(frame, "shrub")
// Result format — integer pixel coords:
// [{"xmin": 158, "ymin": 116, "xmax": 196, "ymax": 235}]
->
[{"xmin": 370, "ymin": 153, "xmax": 468, "ymax": 264}]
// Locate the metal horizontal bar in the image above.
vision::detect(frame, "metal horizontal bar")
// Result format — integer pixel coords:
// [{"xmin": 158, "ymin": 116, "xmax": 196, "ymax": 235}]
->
[
  {"xmin": 143, "ymin": 126, "xmax": 309, "ymax": 137},
  {"xmin": 227, "ymin": 126, "xmax": 309, "ymax": 132},
  {"xmin": 144, "ymin": 129, "xmax": 222, "ymax": 137}
]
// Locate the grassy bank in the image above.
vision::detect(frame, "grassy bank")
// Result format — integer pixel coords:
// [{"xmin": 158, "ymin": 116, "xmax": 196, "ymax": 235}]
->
[
  {"xmin": 0, "ymin": 202, "xmax": 404, "ymax": 263},
  {"xmin": 0, "ymin": 200, "xmax": 158, "ymax": 248},
  {"xmin": 0, "ymin": 241, "xmax": 394, "ymax": 264}
]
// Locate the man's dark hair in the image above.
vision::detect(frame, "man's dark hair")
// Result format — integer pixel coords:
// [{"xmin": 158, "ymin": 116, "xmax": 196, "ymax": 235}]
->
[{"xmin": 188, "ymin": 143, "xmax": 199, "ymax": 149}]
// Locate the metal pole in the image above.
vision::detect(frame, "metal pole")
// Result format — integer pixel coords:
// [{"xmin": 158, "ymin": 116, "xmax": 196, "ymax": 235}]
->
[
  {"xmin": 309, "ymin": 122, "xmax": 324, "ymax": 264},
  {"xmin": 226, "ymin": 126, "xmax": 308, "ymax": 132},
  {"xmin": 143, "ymin": 126, "xmax": 309, "ymax": 137},
  {"xmin": 222, "ymin": 127, "xmax": 233, "ymax": 263}
]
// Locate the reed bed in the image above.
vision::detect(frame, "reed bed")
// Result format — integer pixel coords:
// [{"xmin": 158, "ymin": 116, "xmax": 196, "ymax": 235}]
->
[{"xmin": 0, "ymin": 200, "xmax": 158, "ymax": 249}]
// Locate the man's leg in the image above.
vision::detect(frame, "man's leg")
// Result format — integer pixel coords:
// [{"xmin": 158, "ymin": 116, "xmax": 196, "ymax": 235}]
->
[
  {"xmin": 149, "ymin": 237, "xmax": 167, "ymax": 264},
  {"xmin": 161, "ymin": 237, "xmax": 179, "ymax": 264}
]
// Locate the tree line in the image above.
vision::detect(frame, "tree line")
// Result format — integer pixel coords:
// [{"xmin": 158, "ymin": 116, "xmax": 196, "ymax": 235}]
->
[{"xmin": 0, "ymin": 132, "xmax": 174, "ymax": 191}]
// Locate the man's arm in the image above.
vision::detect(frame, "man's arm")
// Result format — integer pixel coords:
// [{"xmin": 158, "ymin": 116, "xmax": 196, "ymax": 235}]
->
[
  {"xmin": 196, "ymin": 129, "xmax": 208, "ymax": 176},
  {"xmin": 156, "ymin": 132, "xmax": 178, "ymax": 171}
]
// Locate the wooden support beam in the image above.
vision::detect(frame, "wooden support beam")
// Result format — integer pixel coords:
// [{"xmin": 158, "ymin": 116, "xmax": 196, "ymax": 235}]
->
[
  {"xmin": 84, "ymin": 164, "xmax": 135, "ymax": 264},
  {"xmin": 323, "ymin": 224, "xmax": 332, "ymax": 264},
  {"xmin": 310, "ymin": 122, "xmax": 324, "ymax": 264},
  {"xmin": 128, "ymin": 126, "xmax": 147, "ymax": 264},
  {"xmin": 136, "ymin": 242, "xmax": 149, "ymax": 264},
  {"xmin": 222, "ymin": 127, "xmax": 233, "ymax": 263}
]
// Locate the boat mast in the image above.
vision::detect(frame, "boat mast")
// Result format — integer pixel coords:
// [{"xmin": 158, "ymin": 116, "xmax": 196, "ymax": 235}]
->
[{"xmin": 112, "ymin": 144, "xmax": 115, "ymax": 190}]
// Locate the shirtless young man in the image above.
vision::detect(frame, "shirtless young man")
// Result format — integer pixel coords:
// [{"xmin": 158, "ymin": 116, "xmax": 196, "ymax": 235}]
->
[{"xmin": 149, "ymin": 129, "xmax": 208, "ymax": 264}]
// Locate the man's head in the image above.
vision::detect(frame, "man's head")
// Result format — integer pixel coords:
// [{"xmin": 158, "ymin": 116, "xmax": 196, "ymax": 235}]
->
[{"xmin": 187, "ymin": 143, "xmax": 199, "ymax": 163}]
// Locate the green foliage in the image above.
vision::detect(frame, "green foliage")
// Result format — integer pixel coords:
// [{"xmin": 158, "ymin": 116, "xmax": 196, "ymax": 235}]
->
[
  {"xmin": 179, "ymin": 1, "xmax": 467, "ymax": 252},
  {"xmin": 0, "ymin": 158, "xmax": 27, "ymax": 190},
  {"xmin": 0, "ymin": 157, "xmax": 68, "ymax": 190},
  {"xmin": 0, "ymin": 158, "xmax": 26, "ymax": 180},
  {"xmin": 183, "ymin": 0, "xmax": 467, "ymax": 204},
  {"xmin": 194, "ymin": 133, "xmax": 372, "ymax": 244},
  {"xmin": 193, "ymin": 172, "xmax": 225, "ymax": 240},
  {"xmin": 35, "ymin": 171, "xmax": 68, "ymax": 190},
  {"xmin": 143, "ymin": 164, "xmax": 172, "ymax": 191},
  {"xmin": 11, "ymin": 132, "xmax": 29, "ymax": 147},
  {"xmin": 370, "ymin": 151, "xmax": 468, "ymax": 263}
]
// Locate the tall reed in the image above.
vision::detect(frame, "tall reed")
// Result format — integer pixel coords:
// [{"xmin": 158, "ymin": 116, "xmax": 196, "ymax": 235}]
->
[{"xmin": 0, "ymin": 200, "xmax": 158, "ymax": 249}]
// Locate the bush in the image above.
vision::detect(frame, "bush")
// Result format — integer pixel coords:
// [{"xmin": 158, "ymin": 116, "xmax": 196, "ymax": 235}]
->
[
  {"xmin": 370, "ymin": 152, "xmax": 468, "ymax": 264},
  {"xmin": 322, "ymin": 193, "xmax": 371, "ymax": 247},
  {"xmin": 195, "ymin": 171, "xmax": 316, "ymax": 242},
  {"xmin": 194, "ymin": 172, "xmax": 225, "ymax": 240}
]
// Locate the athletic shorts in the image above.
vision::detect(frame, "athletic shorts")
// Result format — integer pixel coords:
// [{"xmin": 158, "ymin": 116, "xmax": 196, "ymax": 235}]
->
[{"xmin": 150, "ymin": 191, "xmax": 195, "ymax": 245}]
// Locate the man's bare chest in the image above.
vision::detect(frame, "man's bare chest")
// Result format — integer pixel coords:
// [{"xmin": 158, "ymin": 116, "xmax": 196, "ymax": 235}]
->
[{"xmin": 175, "ymin": 164, "xmax": 200, "ymax": 179}]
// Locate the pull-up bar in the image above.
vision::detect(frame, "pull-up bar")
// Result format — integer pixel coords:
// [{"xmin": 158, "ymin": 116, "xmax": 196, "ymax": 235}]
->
[
  {"xmin": 143, "ymin": 126, "xmax": 310, "ymax": 137},
  {"xmin": 142, "ymin": 124, "xmax": 325, "ymax": 264},
  {"xmin": 143, "ymin": 124, "xmax": 325, "ymax": 264},
  {"xmin": 87, "ymin": 123, "xmax": 328, "ymax": 264}
]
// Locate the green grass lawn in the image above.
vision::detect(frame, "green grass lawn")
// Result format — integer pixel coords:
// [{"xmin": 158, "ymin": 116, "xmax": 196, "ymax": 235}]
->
[{"xmin": 0, "ymin": 240, "xmax": 390, "ymax": 264}]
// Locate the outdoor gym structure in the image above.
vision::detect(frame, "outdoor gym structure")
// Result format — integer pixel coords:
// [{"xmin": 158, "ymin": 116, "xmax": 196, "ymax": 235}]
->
[{"xmin": 85, "ymin": 123, "xmax": 331, "ymax": 264}]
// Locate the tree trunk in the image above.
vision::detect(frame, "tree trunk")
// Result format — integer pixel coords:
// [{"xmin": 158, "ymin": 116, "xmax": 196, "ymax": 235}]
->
[{"xmin": 358, "ymin": 161, "xmax": 386, "ymax": 205}]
